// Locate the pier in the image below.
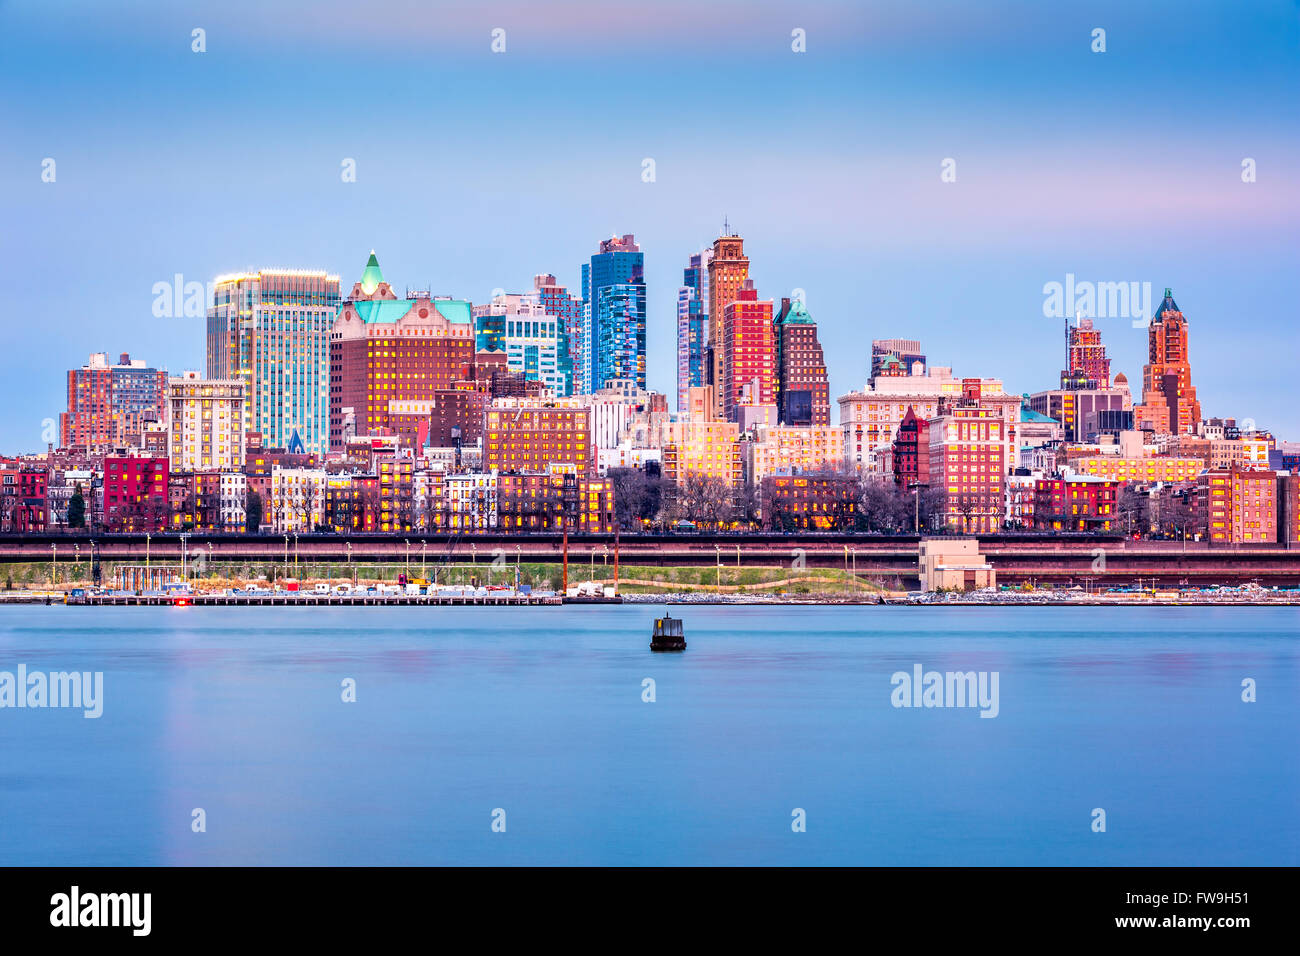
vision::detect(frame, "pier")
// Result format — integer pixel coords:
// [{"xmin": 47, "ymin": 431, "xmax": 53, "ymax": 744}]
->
[{"xmin": 63, "ymin": 591, "xmax": 561, "ymax": 608}]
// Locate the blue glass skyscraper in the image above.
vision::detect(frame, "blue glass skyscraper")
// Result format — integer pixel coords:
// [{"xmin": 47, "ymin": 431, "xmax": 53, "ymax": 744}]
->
[{"xmin": 581, "ymin": 234, "xmax": 646, "ymax": 391}]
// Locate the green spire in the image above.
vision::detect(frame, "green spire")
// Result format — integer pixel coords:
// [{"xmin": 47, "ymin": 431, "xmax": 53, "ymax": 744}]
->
[{"xmin": 360, "ymin": 250, "xmax": 384, "ymax": 295}]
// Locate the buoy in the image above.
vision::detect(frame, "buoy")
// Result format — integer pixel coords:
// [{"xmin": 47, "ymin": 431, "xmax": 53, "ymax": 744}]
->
[{"xmin": 650, "ymin": 614, "xmax": 686, "ymax": 651}]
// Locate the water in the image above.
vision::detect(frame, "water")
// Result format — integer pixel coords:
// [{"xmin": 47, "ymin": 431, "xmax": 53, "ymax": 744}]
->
[{"xmin": 0, "ymin": 604, "xmax": 1295, "ymax": 866}]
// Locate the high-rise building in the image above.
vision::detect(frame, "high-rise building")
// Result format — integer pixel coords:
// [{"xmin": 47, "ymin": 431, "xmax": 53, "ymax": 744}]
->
[
  {"xmin": 330, "ymin": 253, "xmax": 475, "ymax": 450},
  {"xmin": 720, "ymin": 282, "xmax": 775, "ymax": 422},
  {"xmin": 927, "ymin": 398, "xmax": 1008, "ymax": 534},
  {"xmin": 707, "ymin": 231, "xmax": 749, "ymax": 416},
  {"xmin": 1135, "ymin": 289, "xmax": 1201, "ymax": 435},
  {"xmin": 1062, "ymin": 317, "xmax": 1111, "ymax": 388},
  {"xmin": 207, "ymin": 268, "xmax": 341, "ymax": 455},
  {"xmin": 871, "ymin": 339, "xmax": 925, "ymax": 380},
  {"xmin": 60, "ymin": 352, "xmax": 168, "ymax": 449},
  {"xmin": 471, "ymin": 292, "xmax": 567, "ymax": 395},
  {"xmin": 582, "ymin": 235, "xmax": 645, "ymax": 392},
  {"xmin": 166, "ymin": 372, "xmax": 246, "ymax": 472},
  {"xmin": 594, "ymin": 283, "xmax": 647, "ymax": 392},
  {"xmin": 676, "ymin": 249, "xmax": 712, "ymax": 412},
  {"xmin": 533, "ymin": 274, "xmax": 582, "ymax": 397},
  {"xmin": 774, "ymin": 297, "xmax": 830, "ymax": 426}
]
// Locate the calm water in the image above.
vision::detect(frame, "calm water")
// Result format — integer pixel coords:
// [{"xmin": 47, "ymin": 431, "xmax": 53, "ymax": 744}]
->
[{"xmin": 0, "ymin": 604, "xmax": 1295, "ymax": 866}]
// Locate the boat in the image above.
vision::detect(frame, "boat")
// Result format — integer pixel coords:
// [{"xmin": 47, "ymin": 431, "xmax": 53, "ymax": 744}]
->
[{"xmin": 650, "ymin": 614, "xmax": 686, "ymax": 652}]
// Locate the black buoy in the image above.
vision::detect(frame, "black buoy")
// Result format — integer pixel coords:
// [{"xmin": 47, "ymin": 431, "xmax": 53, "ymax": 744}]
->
[{"xmin": 650, "ymin": 614, "xmax": 686, "ymax": 652}]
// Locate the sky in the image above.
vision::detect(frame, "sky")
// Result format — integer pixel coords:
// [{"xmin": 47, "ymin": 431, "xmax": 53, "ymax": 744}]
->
[{"xmin": 1, "ymin": 0, "xmax": 1297, "ymax": 452}]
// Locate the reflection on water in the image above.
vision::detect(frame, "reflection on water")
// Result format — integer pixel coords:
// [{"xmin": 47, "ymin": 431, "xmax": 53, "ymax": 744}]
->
[{"xmin": 0, "ymin": 605, "xmax": 1295, "ymax": 866}]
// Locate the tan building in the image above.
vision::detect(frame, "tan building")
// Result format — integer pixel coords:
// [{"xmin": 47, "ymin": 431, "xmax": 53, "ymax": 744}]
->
[
  {"xmin": 744, "ymin": 424, "xmax": 844, "ymax": 485},
  {"xmin": 1196, "ymin": 467, "xmax": 1277, "ymax": 546},
  {"xmin": 918, "ymin": 539, "xmax": 996, "ymax": 591},
  {"xmin": 167, "ymin": 372, "xmax": 246, "ymax": 472},
  {"xmin": 659, "ymin": 419, "xmax": 743, "ymax": 487},
  {"xmin": 1073, "ymin": 456, "xmax": 1202, "ymax": 484},
  {"xmin": 839, "ymin": 368, "xmax": 1019, "ymax": 475}
]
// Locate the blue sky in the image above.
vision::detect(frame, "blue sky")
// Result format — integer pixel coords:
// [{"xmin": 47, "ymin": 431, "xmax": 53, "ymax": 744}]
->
[{"xmin": 1, "ymin": 0, "xmax": 1297, "ymax": 451}]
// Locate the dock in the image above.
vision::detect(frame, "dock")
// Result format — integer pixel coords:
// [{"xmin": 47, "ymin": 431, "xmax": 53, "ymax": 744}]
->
[{"xmin": 65, "ymin": 592, "xmax": 561, "ymax": 608}]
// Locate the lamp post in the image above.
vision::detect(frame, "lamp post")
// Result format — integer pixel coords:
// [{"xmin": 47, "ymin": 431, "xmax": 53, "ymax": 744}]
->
[
  {"xmin": 74, "ymin": 542, "xmax": 80, "ymax": 581},
  {"xmin": 851, "ymin": 547, "xmax": 857, "ymax": 592},
  {"xmin": 293, "ymin": 533, "xmax": 299, "ymax": 575},
  {"xmin": 714, "ymin": 544, "xmax": 721, "ymax": 589},
  {"xmin": 145, "ymin": 532, "xmax": 150, "ymax": 571},
  {"xmin": 283, "ymin": 534, "xmax": 289, "ymax": 581},
  {"xmin": 50, "ymin": 543, "xmax": 56, "ymax": 586},
  {"xmin": 422, "ymin": 540, "xmax": 427, "ymax": 578}
]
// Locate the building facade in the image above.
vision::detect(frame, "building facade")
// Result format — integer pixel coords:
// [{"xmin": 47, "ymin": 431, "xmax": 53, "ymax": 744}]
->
[
  {"xmin": 207, "ymin": 268, "xmax": 341, "ymax": 455},
  {"xmin": 167, "ymin": 372, "xmax": 246, "ymax": 472},
  {"xmin": 330, "ymin": 253, "xmax": 475, "ymax": 450},
  {"xmin": 61, "ymin": 353, "xmax": 168, "ymax": 449}
]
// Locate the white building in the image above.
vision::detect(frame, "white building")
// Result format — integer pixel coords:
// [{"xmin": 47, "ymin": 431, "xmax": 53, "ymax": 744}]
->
[
  {"xmin": 269, "ymin": 466, "xmax": 325, "ymax": 533},
  {"xmin": 472, "ymin": 293, "xmax": 566, "ymax": 396},
  {"xmin": 445, "ymin": 472, "xmax": 497, "ymax": 530},
  {"xmin": 167, "ymin": 371, "xmax": 246, "ymax": 472}
]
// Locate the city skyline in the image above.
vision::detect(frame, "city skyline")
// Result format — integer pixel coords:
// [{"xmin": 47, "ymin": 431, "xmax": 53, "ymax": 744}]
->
[{"xmin": 2, "ymin": 0, "xmax": 1298, "ymax": 452}]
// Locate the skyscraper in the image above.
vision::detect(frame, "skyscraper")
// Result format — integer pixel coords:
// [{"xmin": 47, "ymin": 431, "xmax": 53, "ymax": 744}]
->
[
  {"xmin": 676, "ymin": 249, "xmax": 712, "ymax": 412},
  {"xmin": 60, "ymin": 352, "xmax": 168, "ymax": 448},
  {"xmin": 1061, "ymin": 317, "xmax": 1111, "ymax": 389},
  {"xmin": 720, "ymin": 281, "xmax": 775, "ymax": 422},
  {"xmin": 471, "ymin": 292, "xmax": 567, "ymax": 396},
  {"xmin": 775, "ymin": 297, "xmax": 830, "ymax": 426},
  {"xmin": 1136, "ymin": 288, "xmax": 1201, "ymax": 435},
  {"xmin": 207, "ymin": 268, "xmax": 341, "ymax": 455},
  {"xmin": 533, "ymin": 274, "xmax": 583, "ymax": 397},
  {"xmin": 707, "ymin": 231, "xmax": 749, "ymax": 417},
  {"xmin": 329, "ymin": 253, "xmax": 474, "ymax": 450},
  {"xmin": 582, "ymin": 234, "xmax": 645, "ymax": 391}
]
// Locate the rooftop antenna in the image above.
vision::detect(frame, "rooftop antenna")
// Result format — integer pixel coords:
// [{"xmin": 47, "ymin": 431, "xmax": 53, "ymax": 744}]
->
[{"xmin": 723, "ymin": 215, "xmax": 730, "ymax": 236}]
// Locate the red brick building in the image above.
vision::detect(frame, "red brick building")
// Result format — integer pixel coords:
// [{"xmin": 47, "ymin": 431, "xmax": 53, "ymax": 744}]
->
[
  {"xmin": 774, "ymin": 297, "xmax": 830, "ymax": 426},
  {"xmin": 497, "ymin": 472, "xmax": 613, "ymax": 532},
  {"xmin": 891, "ymin": 407, "xmax": 931, "ymax": 490},
  {"xmin": 329, "ymin": 253, "xmax": 475, "ymax": 449},
  {"xmin": 104, "ymin": 455, "xmax": 169, "ymax": 531},
  {"xmin": 0, "ymin": 467, "xmax": 48, "ymax": 532},
  {"xmin": 485, "ymin": 403, "xmax": 593, "ymax": 477},
  {"xmin": 720, "ymin": 282, "xmax": 775, "ymax": 422},
  {"xmin": 61, "ymin": 352, "xmax": 168, "ymax": 449},
  {"xmin": 1031, "ymin": 476, "xmax": 1118, "ymax": 531},
  {"xmin": 1196, "ymin": 466, "xmax": 1277, "ymax": 545},
  {"xmin": 927, "ymin": 399, "xmax": 1007, "ymax": 533},
  {"xmin": 761, "ymin": 475, "xmax": 859, "ymax": 530}
]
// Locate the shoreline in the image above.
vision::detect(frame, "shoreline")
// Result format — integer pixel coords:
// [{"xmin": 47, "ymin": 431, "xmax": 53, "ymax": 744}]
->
[{"xmin": 1, "ymin": 590, "xmax": 1295, "ymax": 608}]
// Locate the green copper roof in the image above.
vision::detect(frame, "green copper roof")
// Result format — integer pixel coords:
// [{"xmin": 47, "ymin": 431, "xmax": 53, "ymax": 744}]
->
[
  {"xmin": 353, "ymin": 300, "xmax": 414, "ymax": 323},
  {"xmin": 779, "ymin": 300, "xmax": 814, "ymax": 324},
  {"xmin": 343, "ymin": 297, "xmax": 474, "ymax": 325},
  {"xmin": 432, "ymin": 299, "xmax": 472, "ymax": 324},
  {"xmin": 1020, "ymin": 406, "xmax": 1058, "ymax": 424},
  {"xmin": 359, "ymin": 251, "xmax": 384, "ymax": 295}
]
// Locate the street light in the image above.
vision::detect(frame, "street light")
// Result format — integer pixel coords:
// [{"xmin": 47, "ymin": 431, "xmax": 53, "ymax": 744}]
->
[
  {"xmin": 51, "ymin": 543, "xmax": 57, "ymax": 586},
  {"xmin": 714, "ymin": 544, "xmax": 721, "ymax": 589}
]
